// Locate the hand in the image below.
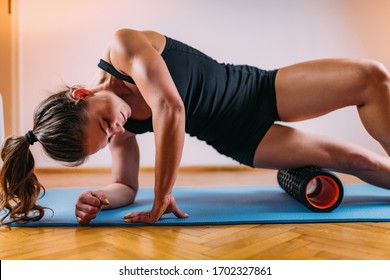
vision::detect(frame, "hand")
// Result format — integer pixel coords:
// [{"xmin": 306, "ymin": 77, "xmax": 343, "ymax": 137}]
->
[
  {"xmin": 123, "ymin": 194, "xmax": 188, "ymax": 224},
  {"xmin": 75, "ymin": 190, "xmax": 110, "ymax": 225}
]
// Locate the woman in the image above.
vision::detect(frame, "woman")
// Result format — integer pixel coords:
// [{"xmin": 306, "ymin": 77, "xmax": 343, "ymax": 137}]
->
[{"xmin": 1, "ymin": 29, "xmax": 390, "ymax": 225}]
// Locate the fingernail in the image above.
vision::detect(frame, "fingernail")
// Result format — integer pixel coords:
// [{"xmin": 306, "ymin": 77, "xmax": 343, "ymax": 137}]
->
[
  {"xmin": 104, "ymin": 199, "xmax": 110, "ymax": 205},
  {"xmin": 123, "ymin": 212, "xmax": 132, "ymax": 218}
]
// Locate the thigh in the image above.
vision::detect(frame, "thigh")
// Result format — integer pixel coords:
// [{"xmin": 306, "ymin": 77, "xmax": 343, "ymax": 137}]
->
[
  {"xmin": 275, "ymin": 58, "xmax": 369, "ymax": 122},
  {"xmin": 253, "ymin": 123, "xmax": 366, "ymax": 171},
  {"xmin": 253, "ymin": 124, "xmax": 390, "ymax": 188}
]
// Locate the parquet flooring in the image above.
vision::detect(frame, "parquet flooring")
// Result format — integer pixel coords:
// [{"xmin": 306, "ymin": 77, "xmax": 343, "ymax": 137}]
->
[{"xmin": 1, "ymin": 168, "xmax": 390, "ymax": 260}]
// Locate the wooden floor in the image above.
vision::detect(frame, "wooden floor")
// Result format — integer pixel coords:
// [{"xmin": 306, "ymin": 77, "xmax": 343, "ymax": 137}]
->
[{"xmin": 1, "ymin": 168, "xmax": 390, "ymax": 260}]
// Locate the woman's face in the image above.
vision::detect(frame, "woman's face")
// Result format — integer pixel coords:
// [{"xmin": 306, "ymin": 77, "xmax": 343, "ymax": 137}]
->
[{"xmin": 83, "ymin": 90, "xmax": 131, "ymax": 155}]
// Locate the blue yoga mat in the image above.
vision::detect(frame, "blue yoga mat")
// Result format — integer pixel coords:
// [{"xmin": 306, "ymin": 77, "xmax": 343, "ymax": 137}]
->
[{"xmin": 2, "ymin": 184, "xmax": 390, "ymax": 226}]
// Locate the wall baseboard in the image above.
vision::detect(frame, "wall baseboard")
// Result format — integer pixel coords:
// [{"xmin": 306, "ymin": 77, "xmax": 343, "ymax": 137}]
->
[{"xmin": 35, "ymin": 165, "xmax": 265, "ymax": 174}]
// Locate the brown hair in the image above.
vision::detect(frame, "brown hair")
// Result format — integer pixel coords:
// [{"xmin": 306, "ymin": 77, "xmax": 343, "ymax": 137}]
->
[{"xmin": 0, "ymin": 86, "xmax": 89, "ymax": 224}]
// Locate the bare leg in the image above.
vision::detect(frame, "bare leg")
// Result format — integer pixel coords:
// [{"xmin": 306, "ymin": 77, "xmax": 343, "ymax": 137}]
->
[
  {"xmin": 254, "ymin": 58, "xmax": 390, "ymax": 189},
  {"xmin": 275, "ymin": 58, "xmax": 390, "ymax": 153},
  {"xmin": 254, "ymin": 124, "xmax": 390, "ymax": 188}
]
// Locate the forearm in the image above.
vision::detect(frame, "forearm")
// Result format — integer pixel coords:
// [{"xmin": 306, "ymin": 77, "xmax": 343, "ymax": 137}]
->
[
  {"xmin": 99, "ymin": 182, "xmax": 137, "ymax": 210},
  {"xmin": 153, "ymin": 107, "xmax": 185, "ymax": 200}
]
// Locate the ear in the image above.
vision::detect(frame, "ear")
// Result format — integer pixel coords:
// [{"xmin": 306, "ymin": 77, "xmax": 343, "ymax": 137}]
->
[{"xmin": 72, "ymin": 88, "xmax": 94, "ymax": 100}]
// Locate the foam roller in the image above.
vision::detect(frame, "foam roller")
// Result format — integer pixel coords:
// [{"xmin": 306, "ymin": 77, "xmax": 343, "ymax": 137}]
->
[{"xmin": 277, "ymin": 167, "xmax": 344, "ymax": 212}]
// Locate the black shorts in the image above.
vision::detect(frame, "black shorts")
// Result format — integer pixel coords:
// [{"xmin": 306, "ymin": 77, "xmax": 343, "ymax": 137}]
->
[
  {"xmin": 206, "ymin": 68, "xmax": 279, "ymax": 167},
  {"xmin": 161, "ymin": 37, "xmax": 280, "ymax": 167}
]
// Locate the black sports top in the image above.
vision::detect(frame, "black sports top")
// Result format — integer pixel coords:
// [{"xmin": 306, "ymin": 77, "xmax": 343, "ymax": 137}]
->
[
  {"xmin": 98, "ymin": 59, "xmax": 153, "ymax": 134},
  {"xmin": 98, "ymin": 36, "xmax": 279, "ymax": 166}
]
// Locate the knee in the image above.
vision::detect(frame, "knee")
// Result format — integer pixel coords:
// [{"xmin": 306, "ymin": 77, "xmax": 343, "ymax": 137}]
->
[
  {"xmin": 357, "ymin": 59, "xmax": 390, "ymax": 97},
  {"xmin": 342, "ymin": 152, "xmax": 380, "ymax": 173},
  {"xmin": 366, "ymin": 60, "xmax": 390, "ymax": 85}
]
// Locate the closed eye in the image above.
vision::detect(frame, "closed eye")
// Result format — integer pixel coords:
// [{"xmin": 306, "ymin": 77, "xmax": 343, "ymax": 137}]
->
[
  {"xmin": 104, "ymin": 120, "xmax": 113, "ymax": 143},
  {"xmin": 99, "ymin": 118, "xmax": 111, "ymax": 144},
  {"xmin": 104, "ymin": 120, "xmax": 116, "ymax": 144},
  {"xmin": 102, "ymin": 118, "xmax": 110, "ymax": 128}
]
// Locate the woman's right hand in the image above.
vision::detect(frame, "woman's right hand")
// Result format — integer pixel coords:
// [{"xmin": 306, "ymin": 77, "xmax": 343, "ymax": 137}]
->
[{"xmin": 75, "ymin": 190, "xmax": 110, "ymax": 225}]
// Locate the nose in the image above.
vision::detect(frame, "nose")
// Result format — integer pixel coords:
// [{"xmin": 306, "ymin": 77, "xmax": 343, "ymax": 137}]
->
[{"xmin": 108, "ymin": 122, "xmax": 125, "ymax": 136}]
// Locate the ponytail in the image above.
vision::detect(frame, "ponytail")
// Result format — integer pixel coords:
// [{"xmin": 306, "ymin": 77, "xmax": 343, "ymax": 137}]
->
[
  {"xmin": 0, "ymin": 135, "xmax": 46, "ymax": 224},
  {"xmin": 0, "ymin": 86, "xmax": 88, "ymax": 224}
]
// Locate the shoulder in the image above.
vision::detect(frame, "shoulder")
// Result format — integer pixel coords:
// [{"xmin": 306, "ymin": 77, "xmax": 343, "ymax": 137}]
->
[{"xmin": 107, "ymin": 29, "xmax": 166, "ymax": 61}]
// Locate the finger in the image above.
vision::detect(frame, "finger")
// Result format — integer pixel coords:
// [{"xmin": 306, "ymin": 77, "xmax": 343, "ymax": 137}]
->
[
  {"xmin": 76, "ymin": 212, "xmax": 96, "ymax": 221},
  {"xmin": 172, "ymin": 207, "xmax": 189, "ymax": 219},
  {"xmin": 76, "ymin": 210, "xmax": 97, "ymax": 225},
  {"xmin": 91, "ymin": 191, "xmax": 110, "ymax": 206},
  {"xmin": 124, "ymin": 211, "xmax": 157, "ymax": 224},
  {"xmin": 162, "ymin": 196, "xmax": 188, "ymax": 218},
  {"xmin": 123, "ymin": 210, "xmax": 150, "ymax": 219},
  {"xmin": 123, "ymin": 212, "xmax": 133, "ymax": 219},
  {"xmin": 77, "ymin": 216, "xmax": 93, "ymax": 225},
  {"xmin": 75, "ymin": 203, "xmax": 101, "ymax": 215},
  {"xmin": 78, "ymin": 191, "xmax": 102, "ymax": 207}
]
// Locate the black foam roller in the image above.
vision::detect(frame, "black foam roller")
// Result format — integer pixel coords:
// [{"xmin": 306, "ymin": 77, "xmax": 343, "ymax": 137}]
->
[{"xmin": 277, "ymin": 167, "xmax": 344, "ymax": 212}]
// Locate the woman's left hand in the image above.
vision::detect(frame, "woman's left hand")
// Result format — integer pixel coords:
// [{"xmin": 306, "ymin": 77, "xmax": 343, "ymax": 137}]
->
[{"xmin": 123, "ymin": 194, "xmax": 188, "ymax": 224}]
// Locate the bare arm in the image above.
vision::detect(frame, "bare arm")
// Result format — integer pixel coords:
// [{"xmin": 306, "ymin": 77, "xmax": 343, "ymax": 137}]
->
[
  {"xmin": 75, "ymin": 131, "xmax": 139, "ymax": 224},
  {"xmin": 102, "ymin": 131, "xmax": 139, "ymax": 207},
  {"xmin": 110, "ymin": 29, "xmax": 187, "ymax": 223}
]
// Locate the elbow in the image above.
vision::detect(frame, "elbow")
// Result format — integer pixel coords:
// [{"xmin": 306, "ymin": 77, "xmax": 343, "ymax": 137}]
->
[
  {"xmin": 171, "ymin": 102, "xmax": 185, "ymax": 117},
  {"xmin": 126, "ymin": 184, "xmax": 138, "ymax": 205},
  {"xmin": 167, "ymin": 103, "xmax": 185, "ymax": 125},
  {"xmin": 155, "ymin": 98, "xmax": 185, "ymax": 119},
  {"xmin": 152, "ymin": 101, "xmax": 185, "ymax": 133}
]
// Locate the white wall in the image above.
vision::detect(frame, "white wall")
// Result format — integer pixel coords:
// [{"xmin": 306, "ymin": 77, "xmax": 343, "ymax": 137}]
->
[{"xmin": 18, "ymin": 0, "xmax": 390, "ymax": 168}]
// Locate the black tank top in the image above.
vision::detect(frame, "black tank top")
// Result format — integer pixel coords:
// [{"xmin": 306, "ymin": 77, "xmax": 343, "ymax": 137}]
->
[{"xmin": 98, "ymin": 36, "xmax": 278, "ymax": 164}]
